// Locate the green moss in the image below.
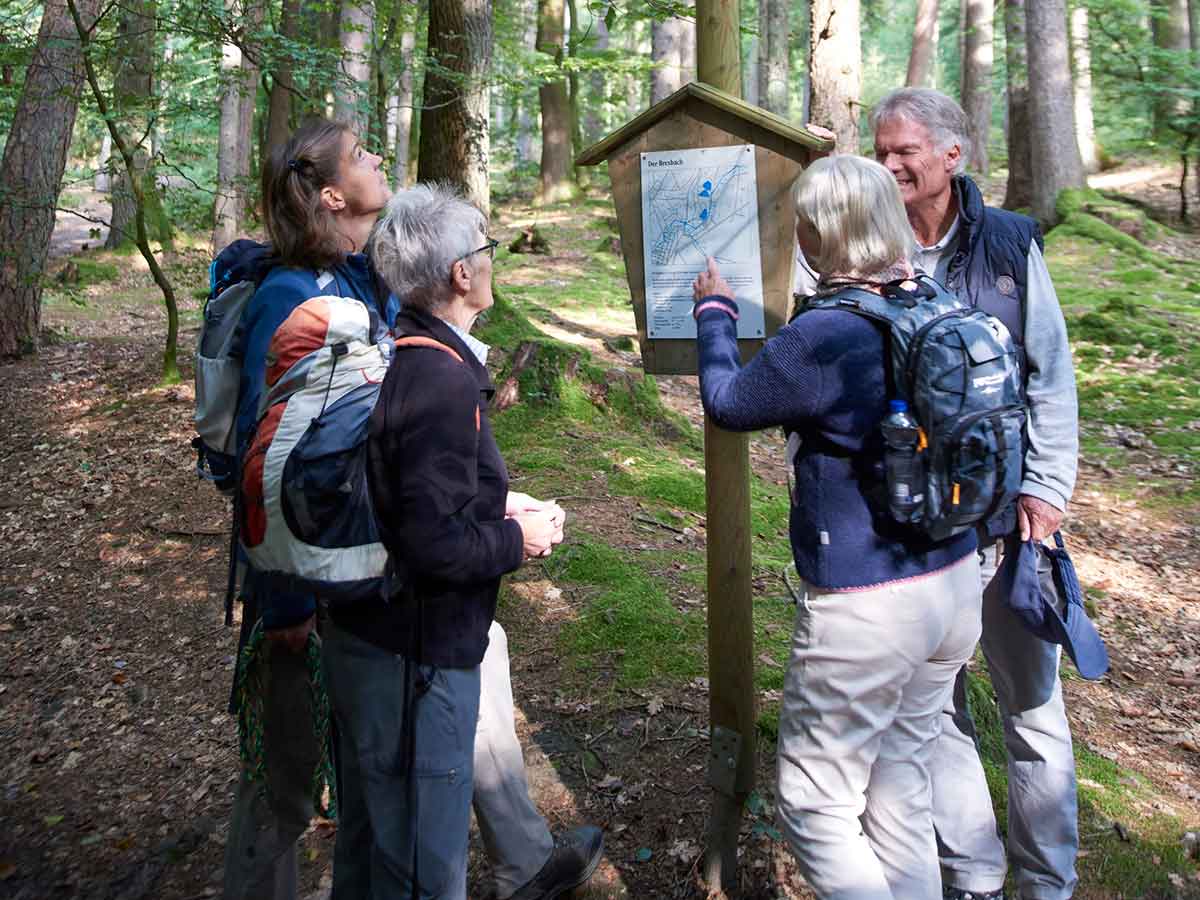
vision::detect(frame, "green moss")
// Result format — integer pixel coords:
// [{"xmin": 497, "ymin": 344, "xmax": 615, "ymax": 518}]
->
[
  {"xmin": 549, "ymin": 539, "xmax": 706, "ymax": 685},
  {"xmin": 74, "ymin": 258, "xmax": 120, "ymax": 284}
]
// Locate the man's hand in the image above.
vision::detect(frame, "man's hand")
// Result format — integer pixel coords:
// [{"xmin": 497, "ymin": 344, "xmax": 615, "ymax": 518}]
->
[
  {"xmin": 1017, "ymin": 494, "xmax": 1064, "ymax": 543},
  {"xmin": 692, "ymin": 257, "xmax": 733, "ymax": 302},
  {"xmin": 266, "ymin": 614, "xmax": 315, "ymax": 654}
]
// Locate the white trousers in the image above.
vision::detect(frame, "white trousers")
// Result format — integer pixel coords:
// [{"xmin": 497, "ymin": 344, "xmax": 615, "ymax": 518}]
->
[
  {"xmin": 776, "ymin": 554, "xmax": 983, "ymax": 900},
  {"xmin": 476, "ymin": 622, "xmax": 556, "ymax": 898}
]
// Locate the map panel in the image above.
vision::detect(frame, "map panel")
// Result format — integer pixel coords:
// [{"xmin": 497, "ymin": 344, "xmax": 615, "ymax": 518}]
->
[{"xmin": 640, "ymin": 145, "xmax": 765, "ymax": 340}]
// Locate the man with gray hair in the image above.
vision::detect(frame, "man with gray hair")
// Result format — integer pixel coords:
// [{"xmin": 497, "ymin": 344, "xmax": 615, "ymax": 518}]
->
[{"xmin": 867, "ymin": 88, "xmax": 1080, "ymax": 900}]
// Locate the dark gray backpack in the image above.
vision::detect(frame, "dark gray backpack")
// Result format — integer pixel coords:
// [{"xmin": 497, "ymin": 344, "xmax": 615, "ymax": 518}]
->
[{"xmin": 805, "ymin": 275, "xmax": 1027, "ymax": 541}]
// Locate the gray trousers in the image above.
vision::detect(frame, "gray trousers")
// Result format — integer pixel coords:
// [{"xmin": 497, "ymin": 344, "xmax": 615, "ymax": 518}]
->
[
  {"xmin": 932, "ymin": 543, "xmax": 1080, "ymax": 900},
  {"xmin": 222, "ymin": 621, "xmax": 552, "ymax": 900},
  {"xmin": 323, "ymin": 620, "xmax": 480, "ymax": 900}
]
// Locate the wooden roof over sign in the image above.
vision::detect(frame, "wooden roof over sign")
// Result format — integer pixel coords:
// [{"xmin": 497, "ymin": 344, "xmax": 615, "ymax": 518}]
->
[{"xmin": 576, "ymin": 81, "xmax": 833, "ymax": 167}]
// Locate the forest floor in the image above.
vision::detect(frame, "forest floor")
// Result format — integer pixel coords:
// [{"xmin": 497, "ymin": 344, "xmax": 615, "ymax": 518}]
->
[{"xmin": 1, "ymin": 159, "xmax": 1199, "ymax": 900}]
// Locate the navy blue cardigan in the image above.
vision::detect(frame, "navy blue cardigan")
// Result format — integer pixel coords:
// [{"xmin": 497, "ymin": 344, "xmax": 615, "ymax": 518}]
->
[{"xmin": 695, "ymin": 295, "xmax": 975, "ymax": 591}]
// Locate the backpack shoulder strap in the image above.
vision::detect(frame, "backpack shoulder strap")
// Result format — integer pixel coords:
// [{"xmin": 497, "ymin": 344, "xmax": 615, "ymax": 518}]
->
[
  {"xmin": 394, "ymin": 335, "xmax": 466, "ymax": 364},
  {"xmin": 392, "ymin": 336, "xmax": 478, "ymax": 431},
  {"xmin": 802, "ymin": 286, "xmax": 903, "ymax": 328}
]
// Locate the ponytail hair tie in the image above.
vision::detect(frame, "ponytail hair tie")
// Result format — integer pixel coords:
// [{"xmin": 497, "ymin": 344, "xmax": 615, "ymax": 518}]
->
[{"xmin": 287, "ymin": 158, "xmax": 303, "ymax": 173}]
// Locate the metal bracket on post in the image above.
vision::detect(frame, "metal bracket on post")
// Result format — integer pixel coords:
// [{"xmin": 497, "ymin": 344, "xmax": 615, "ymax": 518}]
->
[{"xmin": 707, "ymin": 725, "xmax": 742, "ymax": 797}]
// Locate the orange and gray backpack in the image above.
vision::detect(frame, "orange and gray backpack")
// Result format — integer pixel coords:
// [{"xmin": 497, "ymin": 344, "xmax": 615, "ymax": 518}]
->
[{"xmin": 240, "ymin": 294, "xmax": 472, "ymax": 606}]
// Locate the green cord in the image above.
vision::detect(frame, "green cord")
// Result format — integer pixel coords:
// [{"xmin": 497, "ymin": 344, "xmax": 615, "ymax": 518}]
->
[{"xmin": 234, "ymin": 619, "xmax": 338, "ymax": 819}]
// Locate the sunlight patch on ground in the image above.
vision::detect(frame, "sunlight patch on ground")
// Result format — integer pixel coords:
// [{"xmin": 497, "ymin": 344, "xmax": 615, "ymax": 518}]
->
[{"xmin": 1088, "ymin": 164, "xmax": 1178, "ymax": 191}]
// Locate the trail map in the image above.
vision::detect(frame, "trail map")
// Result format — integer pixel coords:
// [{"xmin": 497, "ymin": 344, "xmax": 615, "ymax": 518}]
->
[{"xmin": 640, "ymin": 145, "xmax": 765, "ymax": 340}]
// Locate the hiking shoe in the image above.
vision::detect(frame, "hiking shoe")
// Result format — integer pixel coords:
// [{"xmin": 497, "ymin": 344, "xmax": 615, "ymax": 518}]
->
[
  {"xmin": 943, "ymin": 888, "xmax": 1005, "ymax": 900},
  {"xmin": 508, "ymin": 825, "xmax": 605, "ymax": 900}
]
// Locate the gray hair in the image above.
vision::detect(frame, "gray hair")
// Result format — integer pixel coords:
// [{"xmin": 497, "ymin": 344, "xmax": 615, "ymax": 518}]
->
[
  {"xmin": 794, "ymin": 155, "xmax": 914, "ymax": 279},
  {"xmin": 870, "ymin": 88, "xmax": 969, "ymax": 174},
  {"xmin": 368, "ymin": 183, "xmax": 487, "ymax": 311}
]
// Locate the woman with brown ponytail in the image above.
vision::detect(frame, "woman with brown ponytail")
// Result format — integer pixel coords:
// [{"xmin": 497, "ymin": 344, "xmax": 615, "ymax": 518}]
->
[{"xmin": 222, "ymin": 116, "xmax": 395, "ymax": 900}]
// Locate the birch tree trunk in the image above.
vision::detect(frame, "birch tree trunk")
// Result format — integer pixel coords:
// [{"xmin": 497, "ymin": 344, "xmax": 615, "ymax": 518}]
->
[
  {"xmin": 536, "ymin": 0, "xmax": 575, "ymax": 202},
  {"xmin": 392, "ymin": 25, "xmax": 417, "ymax": 185},
  {"xmin": 0, "ymin": 0, "xmax": 101, "ymax": 357},
  {"xmin": 960, "ymin": 0, "xmax": 993, "ymax": 174},
  {"xmin": 417, "ymin": 0, "xmax": 491, "ymax": 217},
  {"xmin": 1026, "ymin": 0, "xmax": 1084, "ymax": 226},
  {"xmin": 1003, "ymin": 0, "xmax": 1033, "ymax": 210},
  {"xmin": 1070, "ymin": 5, "xmax": 1099, "ymax": 174},
  {"xmin": 759, "ymin": 0, "xmax": 789, "ymax": 114},
  {"xmin": 266, "ymin": 0, "xmax": 302, "ymax": 154},
  {"xmin": 212, "ymin": 5, "xmax": 242, "ymax": 250},
  {"xmin": 906, "ymin": 0, "xmax": 939, "ymax": 87},
  {"xmin": 808, "ymin": 0, "xmax": 860, "ymax": 153},
  {"xmin": 335, "ymin": 0, "xmax": 374, "ymax": 136}
]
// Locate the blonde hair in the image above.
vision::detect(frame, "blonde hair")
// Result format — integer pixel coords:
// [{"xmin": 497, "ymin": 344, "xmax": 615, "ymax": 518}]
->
[{"xmin": 793, "ymin": 155, "xmax": 915, "ymax": 281}]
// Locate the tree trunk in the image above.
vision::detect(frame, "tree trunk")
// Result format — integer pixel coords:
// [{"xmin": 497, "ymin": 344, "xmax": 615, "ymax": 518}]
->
[
  {"xmin": 585, "ymin": 11, "xmax": 609, "ymax": 143},
  {"xmin": 0, "ymin": 0, "xmax": 101, "ymax": 358},
  {"xmin": 1026, "ymin": 0, "xmax": 1084, "ymax": 226},
  {"xmin": 237, "ymin": 0, "xmax": 263, "ymax": 212},
  {"xmin": 1151, "ymin": 0, "xmax": 1191, "ymax": 136},
  {"xmin": 335, "ymin": 0, "xmax": 374, "ymax": 136},
  {"xmin": 960, "ymin": 0, "xmax": 993, "ymax": 174},
  {"xmin": 536, "ymin": 0, "xmax": 575, "ymax": 203},
  {"xmin": 906, "ymin": 0, "xmax": 939, "ymax": 87},
  {"xmin": 651, "ymin": 15, "xmax": 685, "ymax": 104},
  {"xmin": 808, "ymin": 0, "xmax": 860, "ymax": 153},
  {"xmin": 679, "ymin": 11, "xmax": 697, "ymax": 86},
  {"xmin": 565, "ymin": 0, "xmax": 583, "ymax": 159},
  {"xmin": 1003, "ymin": 0, "xmax": 1032, "ymax": 210},
  {"xmin": 1070, "ymin": 5, "xmax": 1099, "ymax": 174},
  {"xmin": 105, "ymin": 0, "xmax": 156, "ymax": 249},
  {"xmin": 266, "ymin": 0, "xmax": 302, "ymax": 155},
  {"xmin": 391, "ymin": 24, "xmax": 417, "ymax": 185},
  {"xmin": 517, "ymin": 0, "xmax": 537, "ymax": 162},
  {"xmin": 758, "ymin": 0, "xmax": 790, "ymax": 114},
  {"xmin": 213, "ymin": 0, "xmax": 243, "ymax": 250},
  {"xmin": 417, "ymin": 0, "xmax": 492, "ymax": 217},
  {"xmin": 624, "ymin": 15, "xmax": 646, "ymax": 119}
]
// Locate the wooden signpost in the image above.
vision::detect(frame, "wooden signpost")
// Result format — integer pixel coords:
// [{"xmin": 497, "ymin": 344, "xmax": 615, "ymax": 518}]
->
[{"xmin": 577, "ymin": 32, "xmax": 830, "ymax": 894}]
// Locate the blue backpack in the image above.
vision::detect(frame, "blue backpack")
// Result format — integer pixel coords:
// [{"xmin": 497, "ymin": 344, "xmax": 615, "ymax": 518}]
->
[
  {"xmin": 193, "ymin": 239, "xmax": 275, "ymax": 495},
  {"xmin": 805, "ymin": 275, "xmax": 1027, "ymax": 541}
]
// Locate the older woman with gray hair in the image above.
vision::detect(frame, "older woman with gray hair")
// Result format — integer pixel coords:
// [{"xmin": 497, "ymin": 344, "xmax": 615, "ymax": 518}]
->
[
  {"xmin": 319, "ymin": 183, "xmax": 564, "ymax": 899},
  {"xmin": 692, "ymin": 154, "xmax": 983, "ymax": 899}
]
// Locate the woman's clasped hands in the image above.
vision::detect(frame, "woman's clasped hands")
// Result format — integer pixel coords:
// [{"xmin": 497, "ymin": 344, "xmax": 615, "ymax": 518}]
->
[{"xmin": 507, "ymin": 490, "xmax": 566, "ymax": 560}]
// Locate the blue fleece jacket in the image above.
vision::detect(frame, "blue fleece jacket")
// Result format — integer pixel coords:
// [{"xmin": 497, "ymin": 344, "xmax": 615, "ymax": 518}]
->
[
  {"xmin": 695, "ymin": 295, "xmax": 975, "ymax": 591},
  {"xmin": 236, "ymin": 253, "xmax": 399, "ymax": 628}
]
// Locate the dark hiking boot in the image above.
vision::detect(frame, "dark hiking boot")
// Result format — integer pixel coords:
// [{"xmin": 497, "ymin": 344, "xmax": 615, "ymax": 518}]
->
[{"xmin": 508, "ymin": 825, "xmax": 605, "ymax": 900}]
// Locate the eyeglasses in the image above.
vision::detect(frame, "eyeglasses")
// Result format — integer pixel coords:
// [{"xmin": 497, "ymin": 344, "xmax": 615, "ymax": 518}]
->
[{"xmin": 459, "ymin": 237, "xmax": 499, "ymax": 262}]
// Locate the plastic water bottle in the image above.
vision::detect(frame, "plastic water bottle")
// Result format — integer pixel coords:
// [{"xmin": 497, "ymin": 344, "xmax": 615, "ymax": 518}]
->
[{"xmin": 880, "ymin": 399, "xmax": 923, "ymax": 523}]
